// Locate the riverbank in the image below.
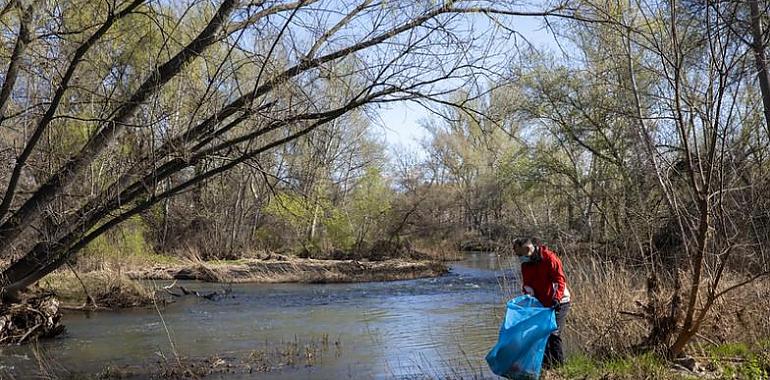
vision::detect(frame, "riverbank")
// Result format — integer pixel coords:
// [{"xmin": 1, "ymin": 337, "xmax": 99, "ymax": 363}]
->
[
  {"xmin": 3, "ymin": 253, "xmax": 494, "ymax": 379},
  {"xmin": 125, "ymin": 257, "xmax": 449, "ymax": 283},
  {"xmin": 33, "ymin": 254, "xmax": 449, "ymax": 309},
  {"xmin": 6, "ymin": 251, "xmax": 769, "ymax": 379}
]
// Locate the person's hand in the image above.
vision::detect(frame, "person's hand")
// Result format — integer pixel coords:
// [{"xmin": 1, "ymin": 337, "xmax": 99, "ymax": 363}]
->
[{"xmin": 551, "ymin": 300, "xmax": 561, "ymax": 310}]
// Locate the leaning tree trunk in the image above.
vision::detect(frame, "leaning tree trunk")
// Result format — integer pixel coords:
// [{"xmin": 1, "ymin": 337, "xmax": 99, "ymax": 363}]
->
[{"xmin": 0, "ymin": 1, "xmax": 33, "ymax": 122}]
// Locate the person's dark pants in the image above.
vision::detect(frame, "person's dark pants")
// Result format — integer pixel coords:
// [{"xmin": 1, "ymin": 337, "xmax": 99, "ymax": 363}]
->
[{"xmin": 544, "ymin": 302, "xmax": 570, "ymax": 368}]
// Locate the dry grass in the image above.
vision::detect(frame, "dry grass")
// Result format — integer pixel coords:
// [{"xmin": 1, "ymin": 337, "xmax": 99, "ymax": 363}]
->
[
  {"xmin": 124, "ymin": 244, "xmax": 448, "ymax": 284},
  {"xmin": 490, "ymin": 248, "xmax": 770, "ymax": 379},
  {"xmin": 75, "ymin": 250, "xmax": 181, "ymax": 272},
  {"xmin": 490, "ymin": 238, "xmax": 770, "ymax": 359},
  {"xmin": 693, "ymin": 278, "xmax": 770, "ymax": 346},
  {"xmin": 560, "ymin": 256, "xmax": 650, "ymax": 356},
  {"xmin": 413, "ymin": 240, "xmax": 466, "ymax": 261},
  {"xmin": 549, "ymin": 255, "xmax": 770, "ymax": 358},
  {"xmin": 128, "ymin": 256, "xmax": 447, "ymax": 284},
  {"xmin": 38, "ymin": 269, "xmax": 157, "ymax": 309},
  {"xmin": 26, "ymin": 246, "xmax": 175, "ymax": 310},
  {"xmin": 32, "ymin": 245, "xmax": 448, "ymax": 311}
]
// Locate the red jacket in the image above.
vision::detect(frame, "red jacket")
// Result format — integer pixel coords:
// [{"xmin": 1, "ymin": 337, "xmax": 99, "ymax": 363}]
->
[{"xmin": 521, "ymin": 245, "xmax": 569, "ymax": 307}]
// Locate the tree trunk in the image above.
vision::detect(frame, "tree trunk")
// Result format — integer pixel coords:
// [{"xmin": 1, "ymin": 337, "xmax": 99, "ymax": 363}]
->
[
  {"xmin": 309, "ymin": 202, "xmax": 320, "ymax": 241},
  {"xmin": 0, "ymin": 1, "xmax": 33, "ymax": 122},
  {"xmin": 668, "ymin": 198, "xmax": 711, "ymax": 358},
  {"xmin": 749, "ymin": 0, "xmax": 770, "ymax": 137}
]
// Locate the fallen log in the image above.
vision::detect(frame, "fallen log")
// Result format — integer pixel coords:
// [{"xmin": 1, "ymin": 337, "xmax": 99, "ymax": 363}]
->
[{"xmin": 163, "ymin": 282, "xmax": 231, "ymax": 301}]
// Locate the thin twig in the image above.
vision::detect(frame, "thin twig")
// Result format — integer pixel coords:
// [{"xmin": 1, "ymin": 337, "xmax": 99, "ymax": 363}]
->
[{"xmin": 152, "ymin": 292, "xmax": 180, "ymax": 366}]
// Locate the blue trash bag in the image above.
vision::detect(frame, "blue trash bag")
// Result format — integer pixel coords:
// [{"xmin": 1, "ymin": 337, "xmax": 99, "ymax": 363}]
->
[{"xmin": 485, "ymin": 295, "xmax": 558, "ymax": 379}]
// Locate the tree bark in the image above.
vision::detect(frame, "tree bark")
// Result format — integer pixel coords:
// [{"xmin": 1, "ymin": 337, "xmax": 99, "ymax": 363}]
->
[
  {"xmin": 749, "ymin": 0, "xmax": 770, "ymax": 137},
  {"xmin": 668, "ymin": 198, "xmax": 710, "ymax": 358},
  {"xmin": 0, "ymin": 1, "xmax": 32, "ymax": 123}
]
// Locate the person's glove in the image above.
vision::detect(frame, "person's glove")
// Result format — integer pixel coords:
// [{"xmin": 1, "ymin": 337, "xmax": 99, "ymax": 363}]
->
[{"xmin": 551, "ymin": 300, "xmax": 561, "ymax": 310}]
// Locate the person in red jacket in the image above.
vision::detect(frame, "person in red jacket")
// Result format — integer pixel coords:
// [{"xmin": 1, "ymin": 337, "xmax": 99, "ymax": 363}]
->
[{"xmin": 513, "ymin": 237, "xmax": 571, "ymax": 368}]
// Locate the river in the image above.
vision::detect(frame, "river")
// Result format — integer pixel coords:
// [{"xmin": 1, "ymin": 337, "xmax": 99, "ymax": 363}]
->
[{"xmin": 1, "ymin": 253, "xmax": 526, "ymax": 379}]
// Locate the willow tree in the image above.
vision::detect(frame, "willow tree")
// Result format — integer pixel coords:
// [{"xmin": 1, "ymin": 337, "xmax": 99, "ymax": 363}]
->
[{"xmin": 0, "ymin": 0, "xmax": 587, "ymax": 299}]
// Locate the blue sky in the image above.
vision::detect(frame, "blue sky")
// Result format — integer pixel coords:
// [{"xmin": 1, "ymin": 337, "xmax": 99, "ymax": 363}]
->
[{"xmin": 375, "ymin": 14, "xmax": 562, "ymax": 155}]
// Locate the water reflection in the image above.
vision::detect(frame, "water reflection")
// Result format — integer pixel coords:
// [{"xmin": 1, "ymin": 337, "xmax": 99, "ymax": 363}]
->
[{"xmin": 3, "ymin": 252, "xmax": 517, "ymax": 379}]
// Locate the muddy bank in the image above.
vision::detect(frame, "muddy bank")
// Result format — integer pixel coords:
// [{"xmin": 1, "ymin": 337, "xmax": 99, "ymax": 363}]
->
[{"xmin": 126, "ymin": 258, "xmax": 449, "ymax": 283}]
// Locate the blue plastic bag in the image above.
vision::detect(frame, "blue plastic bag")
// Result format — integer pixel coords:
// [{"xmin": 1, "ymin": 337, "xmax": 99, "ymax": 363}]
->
[{"xmin": 485, "ymin": 295, "xmax": 558, "ymax": 379}]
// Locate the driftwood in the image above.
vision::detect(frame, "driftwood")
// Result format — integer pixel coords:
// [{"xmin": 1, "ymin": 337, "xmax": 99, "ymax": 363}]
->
[
  {"xmin": 0, "ymin": 294, "xmax": 65, "ymax": 345},
  {"xmin": 163, "ymin": 281, "xmax": 231, "ymax": 301}
]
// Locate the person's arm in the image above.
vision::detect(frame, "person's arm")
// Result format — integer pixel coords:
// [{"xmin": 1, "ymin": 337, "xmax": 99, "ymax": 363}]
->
[
  {"xmin": 521, "ymin": 266, "xmax": 534, "ymax": 295},
  {"xmin": 550, "ymin": 255, "xmax": 567, "ymax": 303}
]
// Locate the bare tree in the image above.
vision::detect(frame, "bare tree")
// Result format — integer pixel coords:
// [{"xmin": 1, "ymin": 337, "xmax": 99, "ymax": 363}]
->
[
  {"xmin": 0, "ymin": 0, "xmax": 586, "ymax": 299},
  {"xmin": 565, "ymin": 0, "xmax": 770, "ymax": 357}
]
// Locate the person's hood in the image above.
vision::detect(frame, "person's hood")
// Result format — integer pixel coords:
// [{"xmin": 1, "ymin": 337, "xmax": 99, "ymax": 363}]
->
[{"xmin": 530, "ymin": 245, "xmax": 544, "ymax": 263}]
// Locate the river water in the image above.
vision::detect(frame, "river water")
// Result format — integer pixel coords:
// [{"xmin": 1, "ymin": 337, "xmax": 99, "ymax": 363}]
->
[{"xmin": 2, "ymin": 253, "xmax": 526, "ymax": 379}]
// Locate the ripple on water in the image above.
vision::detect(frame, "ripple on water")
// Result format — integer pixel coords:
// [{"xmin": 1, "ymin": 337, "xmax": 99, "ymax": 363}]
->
[{"xmin": 4, "ymin": 253, "xmax": 513, "ymax": 379}]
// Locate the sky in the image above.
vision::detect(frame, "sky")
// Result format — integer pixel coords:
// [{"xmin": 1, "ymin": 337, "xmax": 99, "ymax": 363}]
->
[{"xmin": 374, "ymin": 14, "xmax": 563, "ymax": 156}]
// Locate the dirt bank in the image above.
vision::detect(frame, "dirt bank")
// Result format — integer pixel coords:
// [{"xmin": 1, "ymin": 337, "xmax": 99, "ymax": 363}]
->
[{"xmin": 126, "ymin": 257, "xmax": 449, "ymax": 283}]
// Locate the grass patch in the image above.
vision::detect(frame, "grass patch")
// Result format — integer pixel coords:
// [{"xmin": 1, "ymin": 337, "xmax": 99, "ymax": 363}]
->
[
  {"xmin": 706, "ymin": 342, "xmax": 770, "ymax": 380},
  {"xmin": 555, "ymin": 343, "xmax": 770, "ymax": 380},
  {"xmin": 80, "ymin": 248, "xmax": 182, "ymax": 270},
  {"xmin": 71, "ymin": 247, "xmax": 183, "ymax": 280},
  {"xmin": 39, "ymin": 270, "xmax": 157, "ymax": 309},
  {"xmin": 555, "ymin": 353, "xmax": 694, "ymax": 380},
  {"xmin": 558, "ymin": 354, "xmax": 600, "ymax": 378},
  {"xmin": 709, "ymin": 342, "xmax": 755, "ymax": 358}
]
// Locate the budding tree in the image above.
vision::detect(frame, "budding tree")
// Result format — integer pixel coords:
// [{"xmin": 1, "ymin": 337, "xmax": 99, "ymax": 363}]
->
[{"xmin": 0, "ymin": 0, "xmax": 584, "ymax": 298}]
